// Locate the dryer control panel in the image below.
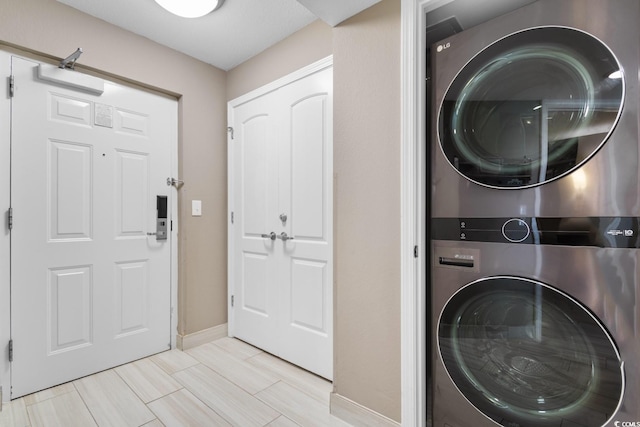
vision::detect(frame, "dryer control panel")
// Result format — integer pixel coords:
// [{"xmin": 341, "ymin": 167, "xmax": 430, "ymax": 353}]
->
[{"xmin": 432, "ymin": 216, "xmax": 640, "ymax": 248}]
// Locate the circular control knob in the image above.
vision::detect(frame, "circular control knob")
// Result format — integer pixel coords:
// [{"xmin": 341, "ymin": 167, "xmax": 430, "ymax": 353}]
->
[{"xmin": 502, "ymin": 218, "xmax": 530, "ymax": 243}]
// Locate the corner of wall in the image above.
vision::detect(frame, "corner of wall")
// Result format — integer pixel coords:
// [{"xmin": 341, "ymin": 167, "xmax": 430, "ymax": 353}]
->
[
  {"xmin": 330, "ymin": 392, "xmax": 401, "ymax": 427},
  {"xmin": 226, "ymin": 19, "xmax": 333, "ymax": 101},
  {"xmin": 176, "ymin": 323, "xmax": 228, "ymax": 351}
]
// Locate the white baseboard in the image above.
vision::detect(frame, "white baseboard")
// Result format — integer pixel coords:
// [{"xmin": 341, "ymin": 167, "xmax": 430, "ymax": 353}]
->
[
  {"xmin": 330, "ymin": 392, "xmax": 400, "ymax": 427},
  {"xmin": 177, "ymin": 323, "xmax": 228, "ymax": 350}
]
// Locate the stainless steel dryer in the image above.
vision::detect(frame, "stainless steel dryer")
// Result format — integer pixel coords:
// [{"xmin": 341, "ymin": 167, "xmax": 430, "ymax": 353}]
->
[{"xmin": 431, "ymin": 0, "xmax": 640, "ymax": 218}]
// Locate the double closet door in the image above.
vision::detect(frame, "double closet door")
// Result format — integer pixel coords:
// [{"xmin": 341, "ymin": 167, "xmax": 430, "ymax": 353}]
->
[{"xmin": 229, "ymin": 60, "xmax": 333, "ymax": 380}]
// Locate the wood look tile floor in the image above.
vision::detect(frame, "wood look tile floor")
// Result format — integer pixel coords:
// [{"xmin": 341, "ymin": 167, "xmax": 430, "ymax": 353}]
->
[{"xmin": 0, "ymin": 337, "xmax": 351, "ymax": 427}]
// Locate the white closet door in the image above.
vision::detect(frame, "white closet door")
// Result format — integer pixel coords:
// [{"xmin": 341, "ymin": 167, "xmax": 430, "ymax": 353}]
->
[
  {"xmin": 10, "ymin": 57, "xmax": 176, "ymax": 398},
  {"xmin": 231, "ymin": 93, "xmax": 280, "ymax": 354},
  {"xmin": 230, "ymin": 60, "xmax": 333, "ymax": 380},
  {"xmin": 277, "ymin": 67, "xmax": 333, "ymax": 380}
]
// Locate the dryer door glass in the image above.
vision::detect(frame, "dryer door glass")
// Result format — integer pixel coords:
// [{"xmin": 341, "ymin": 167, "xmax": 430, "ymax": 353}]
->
[
  {"xmin": 438, "ymin": 27, "xmax": 623, "ymax": 189},
  {"xmin": 438, "ymin": 277, "xmax": 623, "ymax": 427}
]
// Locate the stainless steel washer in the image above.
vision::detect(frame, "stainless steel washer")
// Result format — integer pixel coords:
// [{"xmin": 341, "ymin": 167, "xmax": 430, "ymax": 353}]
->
[{"xmin": 431, "ymin": 218, "xmax": 640, "ymax": 427}]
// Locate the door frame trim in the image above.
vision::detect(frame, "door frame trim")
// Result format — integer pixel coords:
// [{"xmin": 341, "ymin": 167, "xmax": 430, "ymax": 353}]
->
[
  {"xmin": 400, "ymin": 0, "xmax": 450, "ymax": 425},
  {"xmin": 0, "ymin": 50, "xmax": 179, "ymax": 401},
  {"xmin": 0, "ymin": 49, "xmax": 11, "ymax": 403},
  {"xmin": 226, "ymin": 55, "xmax": 333, "ymax": 337}
]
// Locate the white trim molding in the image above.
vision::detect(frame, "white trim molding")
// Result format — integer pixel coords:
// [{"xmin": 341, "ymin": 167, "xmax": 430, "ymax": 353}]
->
[
  {"xmin": 0, "ymin": 50, "xmax": 12, "ymax": 404},
  {"xmin": 400, "ymin": 0, "xmax": 426, "ymax": 425},
  {"xmin": 331, "ymin": 393, "xmax": 401, "ymax": 427},
  {"xmin": 177, "ymin": 323, "xmax": 228, "ymax": 350},
  {"xmin": 401, "ymin": 0, "xmax": 450, "ymax": 425},
  {"xmin": 228, "ymin": 55, "xmax": 334, "ymax": 108}
]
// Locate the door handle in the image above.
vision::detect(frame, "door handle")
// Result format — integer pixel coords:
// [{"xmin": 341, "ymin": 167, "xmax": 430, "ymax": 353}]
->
[
  {"xmin": 261, "ymin": 232, "xmax": 276, "ymax": 241},
  {"xmin": 277, "ymin": 232, "xmax": 295, "ymax": 241}
]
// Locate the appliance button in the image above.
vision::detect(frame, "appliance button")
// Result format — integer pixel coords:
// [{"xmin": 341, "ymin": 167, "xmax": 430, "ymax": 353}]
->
[{"xmin": 502, "ymin": 218, "xmax": 530, "ymax": 242}]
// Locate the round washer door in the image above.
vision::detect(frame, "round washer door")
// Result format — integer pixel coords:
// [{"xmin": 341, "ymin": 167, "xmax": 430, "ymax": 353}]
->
[
  {"xmin": 438, "ymin": 27, "xmax": 624, "ymax": 189},
  {"xmin": 438, "ymin": 276, "xmax": 623, "ymax": 427}
]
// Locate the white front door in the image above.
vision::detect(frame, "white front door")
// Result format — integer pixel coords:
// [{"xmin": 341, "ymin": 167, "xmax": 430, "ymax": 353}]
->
[
  {"xmin": 230, "ymin": 60, "xmax": 333, "ymax": 380},
  {"xmin": 10, "ymin": 57, "xmax": 176, "ymax": 398}
]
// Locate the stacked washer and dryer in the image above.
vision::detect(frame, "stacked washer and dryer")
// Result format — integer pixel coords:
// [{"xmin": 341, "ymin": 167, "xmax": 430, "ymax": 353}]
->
[{"xmin": 430, "ymin": 1, "xmax": 640, "ymax": 426}]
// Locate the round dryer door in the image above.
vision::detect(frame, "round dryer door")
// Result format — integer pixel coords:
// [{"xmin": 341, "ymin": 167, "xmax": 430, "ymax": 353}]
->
[
  {"xmin": 438, "ymin": 27, "xmax": 624, "ymax": 189},
  {"xmin": 438, "ymin": 276, "xmax": 623, "ymax": 427}
]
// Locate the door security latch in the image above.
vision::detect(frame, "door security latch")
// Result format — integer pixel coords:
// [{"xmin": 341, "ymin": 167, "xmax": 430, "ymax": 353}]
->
[{"xmin": 147, "ymin": 196, "xmax": 168, "ymax": 241}]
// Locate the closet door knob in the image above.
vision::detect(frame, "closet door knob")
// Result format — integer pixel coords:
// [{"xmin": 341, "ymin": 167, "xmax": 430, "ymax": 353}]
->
[
  {"xmin": 278, "ymin": 232, "xmax": 295, "ymax": 241},
  {"xmin": 261, "ymin": 232, "xmax": 277, "ymax": 241}
]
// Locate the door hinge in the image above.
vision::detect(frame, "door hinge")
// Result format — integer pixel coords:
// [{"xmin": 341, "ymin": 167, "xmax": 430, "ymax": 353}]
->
[
  {"xmin": 171, "ymin": 220, "xmax": 173, "ymax": 231},
  {"xmin": 231, "ymin": 295, "xmax": 234, "ymax": 307},
  {"xmin": 8, "ymin": 339, "xmax": 13, "ymax": 362},
  {"xmin": 414, "ymin": 245, "xmax": 419, "ymax": 258},
  {"xmin": 9, "ymin": 75, "xmax": 14, "ymax": 98},
  {"xmin": 227, "ymin": 126, "xmax": 234, "ymax": 140},
  {"xmin": 7, "ymin": 207, "xmax": 13, "ymax": 231},
  {"xmin": 231, "ymin": 211, "xmax": 234, "ymax": 224}
]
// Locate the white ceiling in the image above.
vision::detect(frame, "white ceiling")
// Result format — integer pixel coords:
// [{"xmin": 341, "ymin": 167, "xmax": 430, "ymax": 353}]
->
[
  {"xmin": 297, "ymin": 0, "xmax": 383, "ymax": 27},
  {"xmin": 57, "ymin": 0, "xmax": 381, "ymax": 71}
]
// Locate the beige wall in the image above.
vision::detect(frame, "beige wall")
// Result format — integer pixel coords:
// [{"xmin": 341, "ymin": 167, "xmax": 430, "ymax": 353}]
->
[
  {"xmin": 227, "ymin": 19, "xmax": 333, "ymax": 101},
  {"xmin": 333, "ymin": 0, "xmax": 401, "ymax": 421},
  {"xmin": 228, "ymin": 0, "xmax": 402, "ymax": 422},
  {"xmin": 0, "ymin": 0, "xmax": 228, "ymax": 336}
]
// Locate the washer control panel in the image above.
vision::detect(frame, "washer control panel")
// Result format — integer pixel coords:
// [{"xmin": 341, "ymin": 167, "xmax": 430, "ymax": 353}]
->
[
  {"xmin": 436, "ymin": 217, "xmax": 534, "ymax": 244},
  {"xmin": 502, "ymin": 218, "xmax": 530, "ymax": 242},
  {"xmin": 432, "ymin": 216, "xmax": 640, "ymax": 248}
]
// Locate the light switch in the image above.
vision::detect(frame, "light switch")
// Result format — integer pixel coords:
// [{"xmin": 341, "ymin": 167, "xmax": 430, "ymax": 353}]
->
[{"xmin": 192, "ymin": 200, "xmax": 202, "ymax": 216}]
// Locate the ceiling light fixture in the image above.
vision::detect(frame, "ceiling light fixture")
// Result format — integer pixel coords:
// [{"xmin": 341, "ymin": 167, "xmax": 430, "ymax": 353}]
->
[{"xmin": 154, "ymin": 0, "xmax": 225, "ymax": 18}]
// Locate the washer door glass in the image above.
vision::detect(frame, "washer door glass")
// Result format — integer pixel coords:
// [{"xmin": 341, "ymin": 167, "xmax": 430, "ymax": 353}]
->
[
  {"xmin": 438, "ymin": 277, "xmax": 623, "ymax": 427},
  {"xmin": 438, "ymin": 27, "xmax": 624, "ymax": 188}
]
